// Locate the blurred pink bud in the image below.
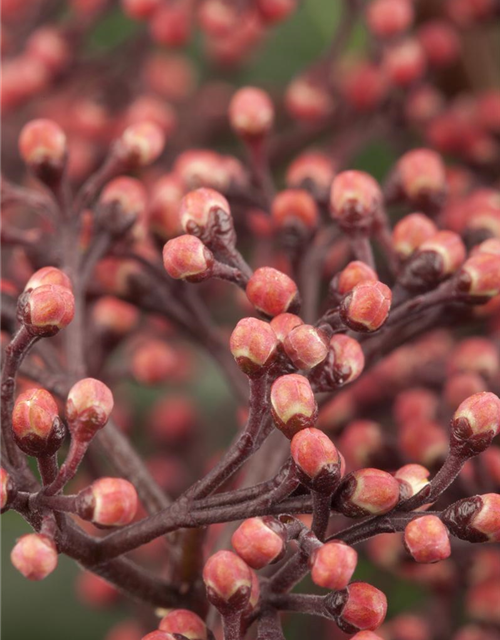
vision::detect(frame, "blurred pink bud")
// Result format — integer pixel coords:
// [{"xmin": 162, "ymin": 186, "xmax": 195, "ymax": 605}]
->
[{"xmin": 11, "ymin": 533, "xmax": 57, "ymax": 581}]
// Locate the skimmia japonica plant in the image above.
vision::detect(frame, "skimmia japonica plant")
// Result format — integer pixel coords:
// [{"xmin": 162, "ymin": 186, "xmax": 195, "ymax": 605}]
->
[{"xmin": 2, "ymin": 0, "xmax": 500, "ymax": 639}]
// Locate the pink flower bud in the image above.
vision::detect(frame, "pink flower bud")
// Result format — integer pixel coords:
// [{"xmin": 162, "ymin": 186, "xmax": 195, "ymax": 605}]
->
[
  {"xmin": 247, "ymin": 568, "xmax": 261, "ymax": 610},
  {"xmin": 202, "ymin": 550, "xmax": 252, "ymax": 612},
  {"xmin": 418, "ymin": 21, "xmax": 461, "ymax": 68},
  {"xmin": 21, "ymin": 284, "xmax": 75, "ymax": 336},
  {"xmin": 466, "ymin": 579, "xmax": 500, "ymax": 624},
  {"xmin": 473, "ymin": 238, "xmax": 500, "ymax": 257},
  {"xmin": 270, "ymin": 374, "xmax": 317, "ymax": 438},
  {"xmin": 285, "ymin": 76, "xmax": 335, "ymax": 122},
  {"xmin": 445, "ymin": 373, "xmax": 487, "ymax": 409},
  {"xmin": 104, "ymin": 620, "xmax": 144, "ymax": 640},
  {"xmin": 328, "ymin": 334, "xmax": 365, "ymax": 385},
  {"xmin": 449, "ymin": 338, "xmax": 499, "ymax": 380},
  {"xmin": 404, "ymin": 515, "xmax": 451, "ymax": 563},
  {"xmin": 246, "ymin": 267, "xmax": 299, "ymax": 317},
  {"xmin": 340, "ymin": 61, "xmax": 388, "ymax": 113},
  {"xmin": 270, "ymin": 312, "xmax": 304, "ymax": 343},
  {"xmin": 392, "ymin": 213, "xmax": 438, "ymax": 259},
  {"xmin": 121, "ymin": 0, "xmax": 161, "ymax": 20},
  {"xmin": 76, "ymin": 571, "xmax": 119, "ymax": 607},
  {"xmin": 229, "ymin": 87, "xmax": 274, "ymax": 138},
  {"xmin": 132, "ymin": 340, "xmax": 177, "ymax": 385},
  {"xmin": 257, "ymin": 0, "xmax": 296, "ymax": 23},
  {"xmin": 330, "ymin": 171, "xmax": 382, "ymax": 231},
  {"xmin": 12, "ymin": 388, "xmax": 64, "ymax": 456},
  {"xmin": 66, "ymin": 378, "xmax": 114, "ymax": 442},
  {"xmin": 284, "ymin": 324, "xmax": 328, "ymax": 370},
  {"xmin": 149, "ymin": 174, "xmax": 184, "ymax": 240},
  {"xmin": 402, "ymin": 231, "xmax": 466, "ymax": 289},
  {"xmin": 163, "ymin": 235, "xmax": 214, "ymax": 282},
  {"xmin": 118, "ymin": 121, "xmax": 165, "ymax": 166},
  {"xmin": 366, "ymin": 0, "xmax": 413, "ymax": 38},
  {"xmin": 394, "ymin": 464, "xmax": 430, "ymax": 497},
  {"xmin": 396, "ymin": 149, "xmax": 446, "ymax": 205},
  {"xmin": 179, "ymin": 187, "xmax": 231, "ymax": 234},
  {"xmin": 336, "ymin": 261, "xmax": 378, "ymax": 296},
  {"xmin": 286, "ymin": 151, "xmax": 335, "ymax": 193},
  {"xmin": 18, "ymin": 119, "xmax": 67, "ymax": 179},
  {"xmin": 335, "ymin": 468, "xmax": 401, "ymax": 516},
  {"xmin": 291, "ymin": 427, "xmax": 340, "ymax": 490},
  {"xmin": 231, "ymin": 517, "xmax": 286, "ymax": 569},
  {"xmin": 159, "ymin": 609, "xmax": 207, "ymax": 639},
  {"xmin": 0, "ymin": 468, "xmax": 16, "ymax": 512},
  {"xmin": 229, "ymin": 317, "xmax": 278, "ymax": 376},
  {"xmin": 271, "ymin": 189, "xmax": 319, "ymax": 231},
  {"xmin": 99, "ymin": 177, "xmax": 148, "ymax": 235},
  {"xmin": 394, "ymin": 388, "xmax": 439, "ymax": 426},
  {"xmin": 451, "ymin": 392, "xmax": 500, "ymax": 453},
  {"xmin": 11, "ymin": 533, "xmax": 58, "ymax": 581},
  {"xmin": 339, "ymin": 420, "xmax": 383, "ymax": 470},
  {"xmin": 383, "ymin": 38, "xmax": 426, "ymax": 87},
  {"xmin": 399, "ymin": 419, "xmax": 448, "ymax": 466},
  {"xmin": 141, "ymin": 633, "xmax": 175, "ymax": 640},
  {"xmin": 77, "ymin": 477, "xmax": 138, "ymax": 526},
  {"xmin": 470, "ymin": 494, "xmax": 500, "ymax": 542},
  {"xmin": 311, "ymin": 541, "xmax": 357, "ymax": 590},
  {"xmin": 327, "ymin": 582, "xmax": 387, "ymax": 633},
  {"xmin": 456, "ymin": 253, "xmax": 500, "ymax": 301},
  {"xmin": 24, "ymin": 266, "xmax": 72, "ymax": 292},
  {"xmin": 341, "ymin": 280, "xmax": 392, "ymax": 332},
  {"xmin": 92, "ymin": 297, "xmax": 139, "ymax": 336}
]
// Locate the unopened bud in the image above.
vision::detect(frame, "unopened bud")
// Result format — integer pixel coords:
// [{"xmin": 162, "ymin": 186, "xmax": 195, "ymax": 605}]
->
[
  {"xmin": 330, "ymin": 171, "xmax": 382, "ymax": 232},
  {"xmin": 77, "ymin": 477, "xmax": 138, "ymax": 526},
  {"xmin": 229, "ymin": 317, "xmax": 278, "ymax": 376},
  {"xmin": 284, "ymin": 324, "xmax": 328, "ymax": 370},
  {"xmin": 334, "ymin": 468, "xmax": 401, "ymax": 517},
  {"xmin": 11, "ymin": 533, "xmax": 58, "ymax": 581},
  {"xmin": 271, "ymin": 189, "xmax": 319, "ymax": 232},
  {"xmin": 404, "ymin": 515, "xmax": 451, "ymax": 563},
  {"xmin": 270, "ymin": 374, "xmax": 317, "ymax": 438},
  {"xmin": 66, "ymin": 378, "xmax": 114, "ymax": 442},
  {"xmin": 443, "ymin": 494, "xmax": 500, "ymax": 543},
  {"xmin": 18, "ymin": 119, "xmax": 67, "ymax": 183},
  {"xmin": 21, "ymin": 284, "xmax": 75, "ymax": 336},
  {"xmin": 394, "ymin": 464, "xmax": 430, "ymax": 497},
  {"xmin": 310, "ymin": 540, "xmax": 358, "ymax": 590},
  {"xmin": 396, "ymin": 149, "xmax": 446, "ymax": 206},
  {"xmin": 118, "ymin": 121, "xmax": 165, "ymax": 166},
  {"xmin": 246, "ymin": 267, "xmax": 300, "ymax": 317},
  {"xmin": 334, "ymin": 261, "xmax": 378, "ymax": 296},
  {"xmin": 328, "ymin": 334, "xmax": 365, "ymax": 385},
  {"xmin": 229, "ymin": 87, "xmax": 274, "ymax": 139},
  {"xmin": 231, "ymin": 517, "xmax": 286, "ymax": 569},
  {"xmin": 12, "ymin": 388, "xmax": 64, "ymax": 457},
  {"xmin": 0, "ymin": 468, "xmax": 17, "ymax": 512},
  {"xmin": 326, "ymin": 581, "xmax": 387, "ymax": 633},
  {"xmin": 24, "ymin": 267, "xmax": 72, "ymax": 292},
  {"xmin": 202, "ymin": 550, "xmax": 252, "ymax": 613},
  {"xmin": 451, "ymin": 392, "xmax": 500, "ymax": 454},
  {"xmin": 392, "ymin": 213, "xmax": 438, "ymax": 260},
  {"xmin": 163, "ymin": 235, "xmax": 214, "ymax": 282},
  {"xmin": 159, "ymin": 609, "xmax": 207, "ymax": 639},
  {"xmin": 291, "ymin": 427, "xmax": 341, "ymax": 492},
  {"xmin": 456, "ymin": 253, "xmax": 500, "ymax": 302},
  {"xmin": 341, "ymin": 281, "xmax": 392, "ymax": 332},
  {"xmin": 270, "ymin": 313, "xmax": 304, "ymax": 343}
]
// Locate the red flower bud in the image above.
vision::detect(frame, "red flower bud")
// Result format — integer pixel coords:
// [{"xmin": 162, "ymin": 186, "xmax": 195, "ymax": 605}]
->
[
  {"xmin": 66, "ymin": 378, "xmax": 114, "ymax": 442},
  {"xmin": 257, "ymin": 0, "xmax": 296, "ymax": 23},
  {"xmin": 456, "ymin": 253, "xmax": 500, "ymax": 301},
  {"xmin": 121, "ymin": 0, "xmax": 161, "ymax": 20},
  {"xmin": 394, "ymin": 388, "xmax": 439, "ymax": 426},
  {"xmin": 77, "ymin": 477, "xmax": 138, "ymax": 526},
  {"xmin": 366, "ymin": 0, "xmax": 413, "ymax": 38},
  {"xmin": 270, "ymin": 374, "xmax": 317, "ymax": 438},
  {"xmin": 396, "ymin": 149, "xmax": 446, "ymax": 205},
  {"xmin": 473, "ymin": 238, "xmax": 500, "ymax": 257},
  {"xmin": 149, "ymin": 174, "xmax": 184, "ymax": 240},
  {"xmin": 402, "ymin": 231, "xmax": 466, "ymax": 289},
  {"xmin": 179, "ymin": 187, "xmax": 231, "ymax": 237},
  {"xmin": 159, "ymin": 609, "xmax": 207, "ymax": 639},
  {"xmin": 310, "ymin": 541, "xmax": 358, "ymax": 590},
  {"xmin": 271, "ymin": 189, "xmax": 319, "ymax": 232},
  {"xmin": 339, "ymin": 420, "xmax": 383, "ymax": 470},
  {"xmin": 392, "ymin": 213, "xmax": 438, "ymax": 259},
  {"xmin": 141, "ymin": 633, "xmax": 175, "ymax": 640},
  {"xmin": 229, "ymin": 87, "xmax": 274, "ymax": 139},
  {"xmin": 18, "ymin": 119, "xmax": 67, "ymax": 180},
  {"xmin": 99, "ymin": 177, "xmax": 148, "ymax": 235},
  {"xmin": 286, "ymin": 151, "xmax": 335, "ymax": 194},
  {"xmin": 448, "ymin": 338, "xmax": 499, "ymax": 380},
  {"xmin": 418, "ymin": 21, "xmax": 461, "ymax": 68},
  {"xmin": 394, "ymin": 464, "xmax": 430, "ymax": 497},
  {"xmin": 383, "ymin": 38, "xmax": 426, "ymax": 87},
  {"xmin": 335, "ymin": 468, "xmax": 401, "ymax": 516},
  {"xmin": 11, "ymin": 533, "xmax": 58, "ymax": 581},
  {"xmin": 341, "ymin": 280, "xmax": 392, "ymax": 332},
  {"xmin": 0, "ymin": 468, "xmax": 17, "ymax": 512},
  {"xmin": 466, "ymin": 579, "xmax": 500, "ymax": 624},
  {"xmin": 76, "ymin": 571, "xmax": 119, "ymax": 608},
  {"xmin": 335, "ymin": 261, "xmax": 378, "ymax": 296},
  {"xmin": 24, "ymin": 266, "xmax": 72, "ymax": 292},
  {"xmin": 229, "ymin": 317, "xmax": 278, "ymax": 376},
  {"xmin": 404, "ymin": 515, "xmax": 451, "ymax": 563},
  {"xmin": 118, "ymin": 121, "xmax": 165, "ymax": 166},
  {"xmin": 104, "ymin": 619, "xmax": 144, "ymax": 640},
  {"xmin": 330, "ymin": 171, "xmax": 382, "ymax": 231},
  {"xmin": 445, "ymin": 373, "xmax": 488, "ymax": 409},
  {"xmin": 231, "ymin": 517, "xmax": 286, "ymax": 569},
  {"xmin": 92, "ymin": 297, "xmax": 139, "ymax": 336},
  {"xmin": 131, "ymin": 340, "xmax": 177, "ymax": 385},
  {"xmin": 270, "ymin": 312, "xmax": 304, "ymax": 343},
  {"xmin": 326, "ymin": 581, "xmax": 387, "ymax": 633},
  {"xmin": 148, "ymin": 396, "xmax": 196, "ymax": 444},
  {"xmin": 328, "ymin": 334, "xmax": 365, "ymax": 385},
  {"xmin": 470, "ymin": 494, "xmax": 500, "ymax": 542},
  {"xmin": 246, "ymin": 267, "xmax": 299, "ymax": 317},
  {"xmin": 12, "ymin": 388, "xmax": 64, "ymax": 456},
  {"xmin": 451, "ymin": 392, "xmax": 500, "ymax": 453},
  {"xmin": 285, "ymin": 76, "xmax": 335, "ymax": 123},
  {"xmin": 21, "ymin": 284, "xmax": 75, "ymax": 336},
  {"xmin": 202, "ymin": 550, "xmax": 252, "ymax": 612},
  {"xmin": 399, "ymin": 419, "xmax": 448, "ymax": 466},
  {"xmin": 340, "ymin": 61, "xmax": 388, "ymax": 113},
  {"xmin": 291, "ymin": 427, "xmax": 340, "ymax": 490},
  {"xmin": 163, "ymin": 235, "xmax": 214, "ymax": 282},
  {"xmin": 284, "ymin": 324, "xmax": 328, "ymax": 370}
]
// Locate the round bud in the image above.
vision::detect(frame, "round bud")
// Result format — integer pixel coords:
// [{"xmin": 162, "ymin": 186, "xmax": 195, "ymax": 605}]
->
[
  {"xmin": 396, "ymin": 149, "xmax": 446, "ymax": 206},
  {"xmin": 328, "ymin": 334, "xmax": 365, "ymax": 385},
  {"xmin": 12, "ymin": 388, "xmax": 64, "ymax": 457},
  {"xmin": 270, "ymin": 313, "xmax": 304, "ymax": 343},
  {"xmin": 392, "ymin": 213, "xmax": 438, "ymax": 260},
  {"xmin": 451, "ymin": 392, "xmax": 500, "ymax": 454},
  {"xmin": 326, "ymin": 581, "xmax": 387, "ymax": 633},
  {"xmin": 330, "ymin": 171, "xmax": 382, "ymax": 232},
  {"xmin": 202, "ymin": 550, "xmax": 252, "ymax": 612},
  {"xmin": 118, "ymin": 121, "xmax": 165, "ymax": 166},
  {"xmin": 270, "ymin": 374, "xmax": 317, "ymax": 438},
  {"xmin": 310, "ymin": 541, "xmax": 358, "ymax": 590},
  {"xmin": 285, "ymin": 76, "xmax": 335, "ymax": 122},
  {"xmin": 229, "ymin": 87, "xmax": 274, "ymax": 139},
  {"xmin": 24, "ymin": 267, "xmax": 72, "ymax": 292},
  {"xmin": 121, "ymin": 0, "xmax": 161, "ymax": 20},
  {"xmin": 149, "ymin": 174, "xmax": 184, "ymax": 240},
  {"xmin": 366, "ymin": 0, "xmax": 413, "ymax": 38},
  {"xmin": 18, "ymin": 119, "xmax": 67, "ymax": 181},
  {"xmin": 394, "ymin": 387, "xmax": 439, "ymax": 426},
  {"xmin": 286, "ymin": 151, "xmax": 335, "ymax": 194},
  {"xmin": 271, "ymin": 189, "xmax": 319, "ymax": 232},
  {"xmin": 339, "ymin": 420, "xmax": 383, "ymax": 470},
  {"xmin": 383, "ymin": 38, "xmax": 426, "ymax": 87},
  {"xmin": 398, "ymin": 419, "xmax": 448, "ymax": 466},
  {"xmin": 335, "ymin": 261, "xmax": 378, "ymax": 296},
  {"xmin": 404, "ymin": 515, "xmax": 451, "ymax": 563},
  {"xmin": 11, "ymin": 533, "xmax": 58, "ymax": 581},
  {"xmin": 179, "ymin": 187, "xmax": 231, "ymax": 235},
  {"xmin": 231, "ymin": 517, "xmax": 286, "ymax": 569},
  {"xmin": 148, "ymin": 396, "xmax": 196, "ymax": 444},
  {"xmin": 229, "ymin": 317, "xmax": 278, "ymax": 376},
  {"xmin": 257, "ymin": 0, "xmax": 296, "ymax": 23},
  {"xmin": 66, "ymin": 378, "xmax": 114, "ymax": 442},
  {"xmin": 456, "ymin": 253, "xmax": 500, "ymax": 302},
  {"xmin": 77, "ymin": 477, "xmax": 138, "ymax": 526},
  {"xmin": 1, "ymin": 468, "xmax": 17, "ymax": 512},
  {"xmin": 445, "ymin": 373, "xmax": 487, "ymax": 409},
  {"xmin": 99, "ymin": 177, "xmax": 148, "ymax": 236},
  {"xmin": 284, "ymin": 324, "xmax": 328, "ymax": 370},
  {"xmin": 335, "ymin": 468, "xmax": 401, "ymax": 517},
  {"xmin": 131, "ymin": 340, "xmax": 177, "ymax": 385},
  {"xmin": 449, "ymin": 338, "xmax": 499, "ymax": 380},
  {"xmin": 21, "ymin": 284, "xmax": 75, "ymax": 336},
  {"xmin": 159, "ymin": 609, "xmax": 207, "ymax": 639},
  {"xmin": 402, "ymin": 231, "xmax": 466, "ymax": 289},
  {"xmin": 291, "ymin": 427, "xmax": 341, "ymax": 491},
  {"xmin": 246, "ymin": 267, "xmax": 299, "ymax": 317},
  {"xmin": 469, "ymin": 494, "xmax": 500, "ymax": 542},
  {"xmin": 92, "ymin": 297, "xmax": 139, "ymax": 336},
  {"xmin": 350, "ymin": 633, "xmax": 384, "ymax": 640},
  {"xmin": 163, "ymin": 235, "xmax": 214, "ymax": 282},
  {"xmin": 418, "ymin": 20, "xmax": 461, "ymax": 68},
  {"xmin": 341, "ymin": 281, "xmax": 392, "ymax": 332},
  {"xmin": 394, "ymin": 464, "xmax": 430, "ymax": 498},
  {"xmin": 340, "ymin": 61, "xmax": 388, "ymax": 113}
]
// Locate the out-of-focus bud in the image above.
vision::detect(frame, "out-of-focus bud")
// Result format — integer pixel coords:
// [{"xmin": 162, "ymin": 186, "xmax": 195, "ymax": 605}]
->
[
  {"xmin": 229, "ymin": 317, "xmax": 278, "ymax": 376},
  {"xmin": 76, "ymin": 571, "xmax": 119, "ymax": 608},
  {"xmin": 339, "ymin": 60, "xmax": 388, "ymax": 113},
  {"xmin": 392, "ymin": 213, "xmax": 438, "ymax": 260},
  {"xmin": 21, "ymin": 284, "xmax": 75, "ymax": 336},
  {"xmin": 285, "ymin": 75, "xmax": 335, "ymax": 123},
  {"xmin": 148, "ymin": 396, "xmax": 195, "ymax": 444},
  {"xmin": 270, "ymin": 313, "xmax": 303, "ymax": 344},
  {"xmin": 284, "ymin": 324, "xmax": 328, "ymax": 370},
  {"xmin": 443, "ymin": 494, "xmax": 500, "ymax": 543},
  {"xmin": 229, "ymin": 87, "xmax": 274, "ymax": 139},
  {"xmin": 394, "ymin": 388, "xmax": 439, "ymax": 426},
  {"xmin": 330, "ymin": 171, "xmax": 382, "ymax": 232},
  {"xmin": 99, "ymin": 177, "xmax": 148, "ymax": 236},
  {"xmin": 286, "ymin": 151, "xmax": 335, "ymax": 195},
  {"xmin": 12, "ymin": 388, "xmax": 64, "ymax": 457},
  {"xmin": 0, "ymin": 468, "xmax": 17, "ymax": 513},
  {"xmin": 202, "ymin": 550, "xmax": 252, "ymax": 613},
  {"xmin": 339, "ymin": 420, "xmax": 383, "ymax": 470},
  {"xmin": 340, "ymin": 281, "xmax": 392, "ymax": 332},
  {"xmin": 24, "ymin": 267, "xmax": 72, "ymax": 292},
  {"xmin": 334, "ymin": 261, "xmax": 378, "ymax": 296},
  {"xmin": 404, "ymin": 515, "xmax": 451, "ymax": 563},
  {"xmin": 383, "ymin": 38, "xmax": 426, "ymax": 87},
  {"xmin": 334, "ymin": 468, "xmax": 401, "ymax": 516},
  {"xmin": 131, "ymin": 340, "xmax": 178, "ymax": 385},
  {"xmin": 328, "ymin": 334, "xmax": 365, "ymax": 385},
  {"xmin": 448, "ymin": 338, "xmax": 499, "ymax": 380},
  {"xmin": 398, "ymin": 419, "xmax": 448, "ymax": 466},
  {"xmin": 445, "ymin": 373, "xmax": 487, "ymax": 409},
  {"xmin": 366, "ymin": 0, "xmax": 413, "ymax": 38},
  {"xmin": 456, "ymin": 253, "xmax": 500, "ymax": 302},
  {"xmin": 231, "ymin": 517, "xmax": 286, "ymax": 569},
  {"xmin": 418, "ymin": 20, "xmax": 461, "ymax": 68},
  {"xmin": 149, "ymin": 174, "xmax": 184, "ymax": 240},
  {"xmin": 395, "ymin": 149, "xmax": 446, "ymax": 206},
  {"xmin": 310, "ymin": 541, "xmax": 358, "ymax": 590},
  {"xmin": 141, "ymin": 632, "xmax": 176, "ymax": 640},
  {"xmin": 246, "ymin": 267, "xmax": 300, "ymax": 317},
  {"xmin": 350, "ymin": 633, "xmax": 384, "ymax": 640},
  {"xmin": 291, "ymin": 427, "xmax": 341, "ymax": 491},
  {"xmin": 104, "ymin": 619, "xmax": 144, "ymax": 640},
  {"xmin": 450, "ymin": 392, "xmax": 500, "ymax": 454},
  {"xmin": 466, "ymin": 578, "xmax": 500, "ymax": 624},
  {"xmin": 394, "ymin": 464, "xmax": 430, "ymax": 497},
  {"xmin": 92, "ymin": 297, "xmax": 139, "ymax": 336},
  {"xmin": 18, "ymin": 119, "xmax": 67, "ymax": 183},
  {"xmin": 326, "ymin": 581, "xmax": 388, "ymax": 633},
  {"xmin": 117, "ymin": 121, "xmax": 165, "ymax": 166},
  {"xmin": 256, "ymin": 0, "xmax": 296, "ymax": 23},
  {"xmin": 11, "ymin": 533, "xmax": 58, "ymax": 581},
  {"xmin": 66, "ymin": 378, "xmax": 114, "ymax": 442},
  {"xmin": 271, "ymin": 189, "xmax": 319, "ymax": 233},
  {"xmin": 76, "ymin": 477, "xmax": 138, "ymax": 526},
  {"xmin": 270, "ymin": 374, "xmax": 317, "ymax": 438},
  {"xmin": 158, "ymin": 609, "xmax": 207, "ymax": 639},
  {"xmin": 121, "ymin": 0, "xmax": 161, "ymax": 20},
  {"xmin": 163, "ymin": 235, "xmax": 214, "ymax": 282}
]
